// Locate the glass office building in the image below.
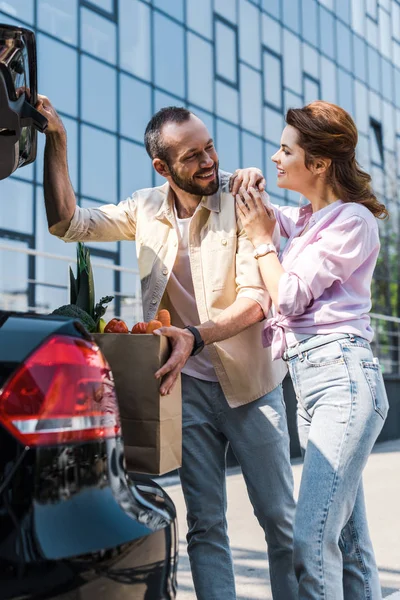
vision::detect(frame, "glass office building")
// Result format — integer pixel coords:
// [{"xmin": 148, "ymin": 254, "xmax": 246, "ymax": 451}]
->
[{"xmin": 1, "ymin": 0, "xmax": 400, "ymax": 323}]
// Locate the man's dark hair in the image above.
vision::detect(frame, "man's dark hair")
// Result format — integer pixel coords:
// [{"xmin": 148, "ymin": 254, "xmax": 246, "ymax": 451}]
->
[{"xmin": 144, "ymin": 106, "xmax": 192, "ymax": 162}]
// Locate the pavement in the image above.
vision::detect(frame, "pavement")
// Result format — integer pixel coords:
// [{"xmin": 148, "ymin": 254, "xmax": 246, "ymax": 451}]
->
[{"xmin": 161, "ymin": 438, "xmax": 400, "ymax": 599}]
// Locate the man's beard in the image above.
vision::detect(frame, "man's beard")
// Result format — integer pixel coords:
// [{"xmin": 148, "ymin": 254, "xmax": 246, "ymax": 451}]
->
[{"xmin": 168, "ymin": 161, "xmax": 220, "ymax": 196}]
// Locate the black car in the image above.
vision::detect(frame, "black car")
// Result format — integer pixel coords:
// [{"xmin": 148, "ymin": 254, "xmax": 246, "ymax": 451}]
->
[{"xmin": 0, "ymin": 25, "xmax": 178, "ymax": 600}]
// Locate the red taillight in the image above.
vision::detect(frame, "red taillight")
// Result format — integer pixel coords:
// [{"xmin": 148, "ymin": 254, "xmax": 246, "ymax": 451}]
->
[{"xmin": 0, "ymin": 335, "xmax": 121, "ymax": 446}]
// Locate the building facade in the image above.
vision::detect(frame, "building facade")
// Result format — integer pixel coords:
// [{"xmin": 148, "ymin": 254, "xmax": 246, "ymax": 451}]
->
[{"xmin": 1, "ymin": 0, "xmax": 400, "ymax": 331}]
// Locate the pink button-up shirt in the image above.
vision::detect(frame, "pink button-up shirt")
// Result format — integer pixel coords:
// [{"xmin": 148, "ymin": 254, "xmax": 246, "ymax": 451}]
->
[{"xmin": 262, "ymin": 200, "xmax": 381, "ymax": 359}]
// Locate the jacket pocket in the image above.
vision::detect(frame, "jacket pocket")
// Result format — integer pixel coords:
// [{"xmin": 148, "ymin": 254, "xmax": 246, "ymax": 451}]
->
[{"xmin": 361, "ymin": 360, "xmax": 389, "ymax": 420}]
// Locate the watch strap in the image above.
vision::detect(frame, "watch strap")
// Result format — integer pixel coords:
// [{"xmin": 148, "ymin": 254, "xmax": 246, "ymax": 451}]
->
[{"xmin": 184, "ymin": 325, "xmax": 205, "ymax": 356}]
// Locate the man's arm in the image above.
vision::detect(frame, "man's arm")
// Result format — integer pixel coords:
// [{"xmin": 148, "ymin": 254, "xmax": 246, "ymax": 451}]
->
[
  {"xmin": 37, "ymin": 95, "xmax": 77, "ymax": 236},
  {"xmin": 154, "ymin": 298, "xmax": 263, "ymax": 396}
]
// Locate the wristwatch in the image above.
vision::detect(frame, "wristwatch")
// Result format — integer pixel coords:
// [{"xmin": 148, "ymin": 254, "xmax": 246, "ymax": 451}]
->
[
  {"xmin": 253, "ymin": 243, "xmax": 277, "ymax": 259},
  {"xmin": 184, "ymin": 326, "xmax": 205, "ymax": 356}
]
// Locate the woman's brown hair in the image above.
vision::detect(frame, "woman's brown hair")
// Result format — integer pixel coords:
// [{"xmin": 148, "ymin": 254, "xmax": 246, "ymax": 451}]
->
[{"xmin": 286, "ymin": 101, "xmax": 388, "ymax": 219}]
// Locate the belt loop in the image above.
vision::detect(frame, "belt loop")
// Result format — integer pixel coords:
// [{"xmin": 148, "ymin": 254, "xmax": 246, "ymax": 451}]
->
[{"xmin": 349, "ymin": 334, "xmax": 355, "ymax": 342}]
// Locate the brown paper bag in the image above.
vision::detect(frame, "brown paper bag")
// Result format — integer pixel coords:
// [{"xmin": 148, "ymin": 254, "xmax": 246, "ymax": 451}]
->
[{"xmin": 93, "ymin": 333, "xmax": 182, "ymax": 476}]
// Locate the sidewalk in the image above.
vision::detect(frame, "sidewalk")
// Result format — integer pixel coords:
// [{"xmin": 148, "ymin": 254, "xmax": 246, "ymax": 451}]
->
[{"xmin": 163, "ymin": 438, "xmax": 400, "ymax": 599}]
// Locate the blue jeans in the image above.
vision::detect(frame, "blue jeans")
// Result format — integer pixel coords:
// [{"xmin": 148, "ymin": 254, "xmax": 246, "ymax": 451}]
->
[
  {"xmin": 285, "ymin": 333, "xmax": 389, "ymax": 600},
  {"xmin": 179, "ymin": 374, "xmax": 298, "ymax": 600}
]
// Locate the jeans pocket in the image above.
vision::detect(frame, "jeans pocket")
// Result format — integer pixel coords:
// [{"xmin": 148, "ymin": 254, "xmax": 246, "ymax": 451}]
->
[
  {"xmin": 361, "ymin": 360, "xmax": 389, "ymax": 420},
  {"xmin": 304, "ymin": 340, "xmax": 344, "ymax": 367}
]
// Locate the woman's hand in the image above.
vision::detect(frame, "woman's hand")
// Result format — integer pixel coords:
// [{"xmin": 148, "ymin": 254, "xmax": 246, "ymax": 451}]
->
[
  {"xmin": 236, "ymin": 187, "xmax": 276, "ymax": 247},
  {"xmin": 229, "ymin": 168, "xmax": 266, "ymax": 196}
]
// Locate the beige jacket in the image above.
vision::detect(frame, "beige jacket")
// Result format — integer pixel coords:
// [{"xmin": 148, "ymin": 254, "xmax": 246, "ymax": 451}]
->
[{"xmin": 61, "ymin": 171, "xmax": 287, "ymax": 407}]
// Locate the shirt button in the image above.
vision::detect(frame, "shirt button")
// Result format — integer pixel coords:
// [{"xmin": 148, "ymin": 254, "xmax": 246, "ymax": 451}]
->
[
  {"xmin": 151, "ymin": 299, "xmax": 157, "ymax": 305},
  {"xmin": 162, "ymin": 268, "xmax": 168, "ymax": 275},
  {"xmin": 221, "ymin": 239, "xmax": 227, "ymax": 246}
]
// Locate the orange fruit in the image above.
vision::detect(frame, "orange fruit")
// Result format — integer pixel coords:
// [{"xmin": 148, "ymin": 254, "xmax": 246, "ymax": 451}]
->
[{"xmin": 145, "ymin": 319, "xmax": 163, "ymax": 333}]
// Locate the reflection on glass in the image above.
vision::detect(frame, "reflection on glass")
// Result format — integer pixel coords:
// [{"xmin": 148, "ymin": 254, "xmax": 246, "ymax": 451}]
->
[
  {"xmin": 0, "ymin": 241, "xmax": 29, "ymax": 312},
  {"xmin": 381, "ymin": 59, "xmax": 393, "ymax": 103},
  {"xmin": 186, "ymin": 0, "xmax": 212, "ymax": 39},
  {"xmin": 36, "ymin": 116, "xmax": 78, "ymax": 190},
  {"xmin": 261, "ymin": 0, "xmax": 280, "ymax": 19},
  {"xmin": 320, "ymin": 56, "xmax": 336, "ymax": 103},
  {"xmin": 81, "ymin": 55, "xmax": 117, "ymax": 131},
  {"xmin": 81, "ymin": 7, "xmax": 116, "ymax": 64},
  {"xmin": 153, "ymin": 0, "xmax": 184, "ymax": 21},
  {"xmin": 336, "ymin": 0, "xmax": 350, "ymax": 24},
  {"xmin": 338, "ymin": 69, "xmax": 354, "ymax": 116},
  {"xmin": 265, "ymin": 141, "xmax": 283, "ymax": 198},
  {"xmin": 81, "ymin": 125, "xmax": 117, "ymax": 203},
  {"xmin": 0, "ymin": 179, "xmax": 33, "ymax": 233},
  {"xmin": 188, "ymin": 105, "xmax": 215, "ymax": 139},
  {"xmin": 216, "ymin": 119, "xmax": 240, "ymax": 172},
  {"xmin": 215, "ymin": 19, "xmax": 237, "ymax": 86},
  {"xmin": 370, "ymin": 120, "xmax": 384, "ymax": 167},
  {"xmin": 38, "ymin": 0, "xmax": 77, "ymax": 45},
  {"xmin": 302, "ymin": 0, "xmax": 318, "ymax": 46},
  {"xmin": 240, "ymin": 65, "xmax": 262, "ymax": 135},
  {"xmin": 368, "ymin": 45, "xmax": 380, "ymax": 92},
  {"xmin": 263, "ymin": 50, "xmax": 282, "ymax": 109},
  {"xmin": 119, "ymin": 75, "xmax": 152, "ymax": 142},
  {"xmin": 187, "ymin": 33, "xmax": 213, "ymax": 112},
  {"xmin": 303, "ymin": 43, "xmax": 319, "ymax": 78},
  {"xmin": 283, "ymin": 0, "xmax": 300, "ymax": 34},
  {"xmin": 284, "ymin": 90, "xmax": 302, "ymax": 113},
  {"xmin": 241, "ymin": 132, "xmax": 263, "ymax": 171},
  {"xmin": 120, "ymin": 140, "xmax": 152, "ymax": 199},
  {"xmin": 154, "ymin": 89, "xmax": 185, "ymax": 113},
  {"xmin": 38, "ymin": 34, "xmax": 78, "ymax": 116},
  {"xmin": 356, "ymin": 133, "xmax": 370, "ymax": 172},
  {"xmin": 238, "ymin": 0, "xmax": 260, "ymax": 69},
  {"xmin": 216, "ymin": 80, "xmax": 239, "ymax": 124},
  {"xmin": 154, "ymin": 13, "xmax": 185, "ymax": 98},
  {"xmin": 379, "ymin": 7, "xmax": 391, "ymax": 59},
  {"xmin": 86, "ymin": 0, "xmax": 113, "ymax": 13},
  {"xmin": 119, "ymin": 0, "xmax": 151, "ymax": 80}
]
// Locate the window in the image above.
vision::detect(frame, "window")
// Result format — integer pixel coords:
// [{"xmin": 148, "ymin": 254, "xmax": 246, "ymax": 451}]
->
[
  {"xmin": 240, "ymin": 65, "xmax": 262, "ymax": 135},
  {"xmin": 81, "ymin": 125, "xmax": 117, "ymax": 202},
  {"xmin": 368, "ymin": 46, "xmax": 380, "ymax": 93},
  {"xmin": 214, "ymin": 0, "xmax": 237, "ymax": 23},
  {"xmin": 283, "ymin": 30, "xmax": 302, "ymax": 94},
  {"xmin": 366, "ymin": 0, "xmax": 378, "ymax": 20},
  {"xmin": 338, "ymin": 69, "xmax": 354, "ymax": 116},
  {"xmin": 154, "ymin": 13, "xmax": 185, "ymax": 98},
  {"xmin": 153, "ymin": 0, "xmax": 184, "ymax": 21},
  {"xmin": 0, "ymin": 0, "xmax": 34, "ymax": 24},
  {"xmin": 36, "ymin": 115, "xmax": 78, "ymax": 191},
  {"xmin": 303, "ymin": 43, "xmax": 319, "ymax": 78},
  {"xmin": 119, "ymin": 0, "xmax": 151, "ymax": 81},
  {"xmin": 186, "ymin": 0, "xmax": 212, "ymax": 39},
  {"xmin": 0, "ymin": 179, "xmax": 33, "ymax": 234},
  {"xmin": 81, "ymin": 56, "xmax": 117, "ymax": 132},
  {"xmin": 120, "ymin": 140, "xmax": 152, "ymax": 200},
  {"xmin": 301, "ymin": 0, "xmax": 318, "ymax": 46},
  {"xmin": 238, "ymin": 0, "xmax": 261, "ymax": 69},
  {"xmin": 216, "ymin": 81, "xmax": 239, "ymax": 124},
  {"xmin": 38, "ymin": 0, "xmax": 77, "ymax": 44},
  {"xmin": 336, "ymin": 21, "xmax": 352, "ymax": 71},
  {"xmin": 319, "ymin": 6, "xmax": 335, "ymax": 59},
  {"xmin": 265, "ymin": 142, "xmax": 283, "ymax": 198},
  {"xmin": 187, "ymin": 33, "xmax": 213, "ymax": 112},
  {"xmin": 241, "ymin": 132, "xmax": 263, "ymax": 171},
  {"xmin": 119, "ymin": 75, "xmax": 152, "ymax": 142},
  {"xmin": 81, "ymin": 6, "xmax": 116, "ymax": 64},
  {"xmin": 336, "ymin": 0, "xmax": 350, "ymax": 24},
  {"xmin": 264, "ymin": 107, "xmax": 283, "ymax": 145},
  {"xmin": 263, "ymin": 50, "xmax": 282, "ymax": 110},
  {"xmin": 261, "ymin": 14, "xmax": 281, "ymax": 54},
  {"xmin": 37, "ymin": 34, "xmax": 78, "ymax": 117},
  {"xmin": 284, "ymin": 90, "xmax": 303, "ymax": 113},
  {"xmin": 282, "ymin": 0, "xmax": 300, "ymax": 34},
  {"xmin": 370, "ymin": 120, "xmax": 384, "ymax": 167},
  {"xmin": 393, "ymin": 2, "xmax": 400, "ymax": 41},
  {"xmin": 188, "ymin": 106, "xmax": 215, "ymax": 139},
  {"xmin": 303, "ymin": 74, "xmax": 320, "ymax": 105},
  {"xmin": 354, "ymin": 80, "xmax": 369, "ymax": 134},
  {"xmin": 214, "ymin": 16, "xmax": 238, "ymax": 87},
  {"xmin": 82, "ymin": 0, "xmax": 115, "ymax": 16},
  {"xmin": 379, "ymin": 7, "xmax": 391, "ymax": 59},
  {"xmin": 216, "ymin": 120, "xmax": 240, "ymax": 172},
  {"xmin": 353, "ymin": 34, "xmax": 367, "ymax": 82},
  {"xmin": 381, "ymin": 59, "xmax": 393, "ymax": 103},
  {"xmin": 320, "ymin": 56, "xmax": 336, "ymax": 103},
  {"xmin": 261, "ymin": 0, "xmax": 280, "ymax": 19}
]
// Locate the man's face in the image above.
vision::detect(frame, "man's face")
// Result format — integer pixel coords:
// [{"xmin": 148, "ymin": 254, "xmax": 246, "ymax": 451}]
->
[{"xmin": 161, "ymin": 115, "xmax": 219, "ymax": 196}]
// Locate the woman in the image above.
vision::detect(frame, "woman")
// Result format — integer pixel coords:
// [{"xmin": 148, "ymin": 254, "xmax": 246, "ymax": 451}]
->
[{"xmin": 234, "ymin": 101, "xmax": 389, "ymax": 599}]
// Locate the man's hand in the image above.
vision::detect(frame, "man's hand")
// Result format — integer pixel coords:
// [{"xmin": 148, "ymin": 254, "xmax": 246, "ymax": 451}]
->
[
  {"xmin": 230, "ymin": 168, "xmax": 266, "ymax": 197},
  {"xmin": 153, "ymin": 326, "xmax": 195, "ymax": 395},
  {"xmin": 36, "ymin": 94, "xmax": 65, "ymax": 136}
]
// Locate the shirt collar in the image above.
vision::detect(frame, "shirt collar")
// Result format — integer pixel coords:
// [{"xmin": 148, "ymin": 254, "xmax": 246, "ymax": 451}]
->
[{"xmin": 299, "ymin": 199, "xmax": 343, "ymax": 225}]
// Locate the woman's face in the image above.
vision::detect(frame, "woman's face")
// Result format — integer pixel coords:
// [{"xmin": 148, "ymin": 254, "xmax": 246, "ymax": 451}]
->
[{"xmin": 271, "ymin": 125, "xmax": 317, "ymax": 193}]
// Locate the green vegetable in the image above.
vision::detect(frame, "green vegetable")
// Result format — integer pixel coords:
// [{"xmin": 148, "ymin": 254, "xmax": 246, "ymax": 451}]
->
[{"xmin": 52, "ymin": 304, "xmax": 97, "ymax": 333}]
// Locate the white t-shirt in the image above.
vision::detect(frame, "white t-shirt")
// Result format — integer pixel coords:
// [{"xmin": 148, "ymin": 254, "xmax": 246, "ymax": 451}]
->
[{"xmin": 166, "ymin": 207, "xmax": 218, "ymax": 382}]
